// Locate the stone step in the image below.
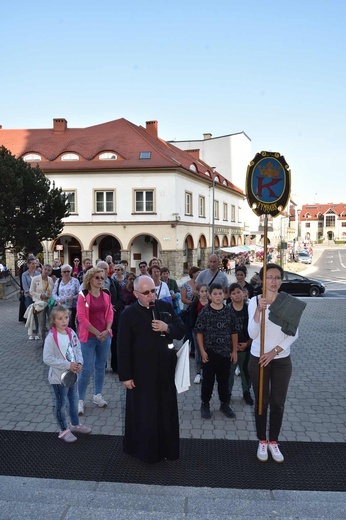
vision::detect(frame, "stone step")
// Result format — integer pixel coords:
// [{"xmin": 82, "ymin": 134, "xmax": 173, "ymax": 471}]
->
[{"xmin": 0, "ymin": 477, "xmax": 345, "ymax": 519}]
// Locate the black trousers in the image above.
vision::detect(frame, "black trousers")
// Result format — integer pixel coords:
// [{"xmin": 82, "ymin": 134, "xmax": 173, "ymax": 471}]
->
[
  {"xmin": 201, "ymin": 350, "xmax": 231, "ymax": 404},
  {"xmin": 248, "ymin": 354, "xmax": 292, "ymax": 442}
]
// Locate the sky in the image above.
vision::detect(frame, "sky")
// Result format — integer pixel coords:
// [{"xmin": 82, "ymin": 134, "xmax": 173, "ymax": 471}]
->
[{"xmin": 2, "ymin": 0, "xmax": 345, "ymax": 204}]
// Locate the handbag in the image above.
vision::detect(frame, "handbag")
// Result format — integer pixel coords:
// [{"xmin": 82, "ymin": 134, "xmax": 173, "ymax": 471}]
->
[{"xmin": 60, "ymin": 370, "xmax": 77, "ymax": 387}]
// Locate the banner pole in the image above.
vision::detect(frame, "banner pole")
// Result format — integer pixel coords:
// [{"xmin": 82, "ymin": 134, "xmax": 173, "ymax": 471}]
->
[{"xmin": 258, "ymin": 214, "xmax": 268, "ymax": 415}]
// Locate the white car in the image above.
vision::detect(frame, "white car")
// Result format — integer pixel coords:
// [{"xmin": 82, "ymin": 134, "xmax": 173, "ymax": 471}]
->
[{"xmin": 296, "ymin": 251, "xmax": 312, "ymax": 264}]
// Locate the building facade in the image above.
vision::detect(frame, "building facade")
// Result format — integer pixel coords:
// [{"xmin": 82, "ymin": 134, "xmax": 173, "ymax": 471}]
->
[{"xmin": 1, "ymin": 118, "xmax": 248, "ymax": 277}]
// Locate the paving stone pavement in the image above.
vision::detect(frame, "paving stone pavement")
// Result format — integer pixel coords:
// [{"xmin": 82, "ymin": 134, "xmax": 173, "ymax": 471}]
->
[{"xmin": 0, "ymin": 293, "xmax": 345, "ymax": 519}]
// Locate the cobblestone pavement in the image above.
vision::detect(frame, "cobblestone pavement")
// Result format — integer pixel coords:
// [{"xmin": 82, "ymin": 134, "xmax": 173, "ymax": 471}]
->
[{"xmin": 0, "ymin": 295, "xmax": 345, "ymax": 443}]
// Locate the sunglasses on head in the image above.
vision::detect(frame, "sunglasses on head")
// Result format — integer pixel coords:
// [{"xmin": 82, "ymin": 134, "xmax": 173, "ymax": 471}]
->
[
  {"xmin": 136, "ymin": 288, "xmax": 156, "ymax": 295},
  {"xmin": 94, "ymin": 275, "xmax": 105, "ymax": 280}
]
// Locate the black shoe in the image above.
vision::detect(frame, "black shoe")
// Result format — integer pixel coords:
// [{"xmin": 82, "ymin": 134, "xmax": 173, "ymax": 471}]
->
[
  {"xmin": 243, "ymin": 391, "xmax": 254, "ymax": 406},
  {"xmin": 201, "ymin": 402, "xmax": 211, "ymax": 419},
  {"xmin": 219, "ymin": 403, "xmax": 236, "ymax": 419}
]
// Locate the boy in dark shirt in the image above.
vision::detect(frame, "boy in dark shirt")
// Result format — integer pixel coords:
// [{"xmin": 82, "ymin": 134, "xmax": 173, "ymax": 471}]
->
[
  {"xmin": 227, "ymin": 283, "xmax": 254, "ymax": 405},
  {"xmin": 195, "ymin": 283, "xmax": 238, "ymax": 419}
]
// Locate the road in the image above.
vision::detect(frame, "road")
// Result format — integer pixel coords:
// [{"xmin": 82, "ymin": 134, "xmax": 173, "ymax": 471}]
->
[{"xmin": 305, "ymin": 247, "xmax": 346, "ymax": 298}]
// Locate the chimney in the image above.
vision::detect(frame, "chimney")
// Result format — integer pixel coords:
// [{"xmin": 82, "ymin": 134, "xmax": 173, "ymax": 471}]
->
[
  {"xmin": 186, "ymin": 149, "xmax": 200, "ymax": 160},
  {"xmin": 53, "ymin": 118, "xmax": 67, "ymax": 132},
  {"xmin": 203, "ymin": 133, "xmax": 212, "ymax": 140},
  {"xmin": 146, "ymin": 120, "xmax": 158, "ymax": 139}
]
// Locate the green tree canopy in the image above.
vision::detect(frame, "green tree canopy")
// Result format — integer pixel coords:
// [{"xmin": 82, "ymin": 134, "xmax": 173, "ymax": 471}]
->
[{"xmin": 0, "ymin": 146, "xmax": 70, "ymax": 254}]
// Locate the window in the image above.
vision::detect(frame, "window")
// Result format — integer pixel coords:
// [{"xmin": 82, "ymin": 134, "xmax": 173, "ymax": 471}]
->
[
  {"xmin": 223, "ymin": 203, "xmax": 228, "ymax": 221},
  {"xmin": 305, "ymin": 222, "xmax": 310, "ymax": 228},
  {"xmin": 61, "ymin": 153, "xmax": 79, "ymax": 161},
  {"xmin": 63, "ymin": 191, "xmax": 76, "ymax": 213},
  {"xmin": 99, "ymin": 152, "xmax": 117, "ymax": 160},
  {"xmin": 139, "ymin": 151, "xmax": 151, "ymax": 159},
  {"xmin": 185, "ymin": 192, "xmax": 192, "ymax": 215},
  {"xmin": 238, "ymin": 206, "xmax": 242, "ymax": 223},
  {"xmin": 214, "ymin": 200, "xmax": 219, "ymax": 220},
  {"xmin": 135, "ymin": 190, "xmax": 154, "ymax": 212},
  {"xmin": 231, "ymin": 205, "xmax": 236, "ymax": 222},
  {"xmin": 342, "ymin": 222, "xmax": 346, "ymax": 227},
  {"xmin": 23, "ymin": 153, "xmax": 41, "ymax": 162},
  {"xmin": 198, "ymin": 196, "xmax": 205, "ymax": 217},
  {"xmin": 95, "ymin": 191, "xmax": 115, "ymax": 213},
  {"xmin": 326, "ymin": 215, "xmax": 335, "ymax": 226}
]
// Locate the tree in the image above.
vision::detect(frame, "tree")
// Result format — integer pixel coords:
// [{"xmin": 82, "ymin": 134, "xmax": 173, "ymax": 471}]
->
[{"xmin": 0, "ymin": 146, "xmax": 70, "ymax": 254}]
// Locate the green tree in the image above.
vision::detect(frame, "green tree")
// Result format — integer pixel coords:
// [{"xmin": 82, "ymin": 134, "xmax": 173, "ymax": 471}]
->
[{"xmin": 0, "ymin": 146, "xmax": 70, "ymax": 254}]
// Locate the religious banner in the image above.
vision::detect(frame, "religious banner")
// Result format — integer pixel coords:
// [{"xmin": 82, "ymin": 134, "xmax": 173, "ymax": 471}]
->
[{"xmin": 246, "ymin": 151, "xmax": 291, "ymax": 217}]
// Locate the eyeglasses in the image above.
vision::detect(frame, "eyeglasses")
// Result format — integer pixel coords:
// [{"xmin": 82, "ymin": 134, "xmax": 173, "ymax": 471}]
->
[
  {"xmin": 135, "ymin": 288, "xmax": 156, "ymax": 296},
  {"xmin": 266, "ymin": 276, "xmax": 282, "ymax": 281},
  {"xmin": 114, "ymin": 269, "xmax": 122, "ymax": 271},
  {"xmin": 62, "ymin": 271, "xmax": 71, "ymax": 274},
  {"xmin": 94, "ymin": 276, "xmax": 105, "ymax": 280}
]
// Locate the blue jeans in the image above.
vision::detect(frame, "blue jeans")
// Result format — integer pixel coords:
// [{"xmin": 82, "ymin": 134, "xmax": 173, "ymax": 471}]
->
[
  {"xmin": 78, "ymin": 336, "xmax": 111, "ymax": 400},
  {"xmin": 52, "ymin": 383, "xmax": 79, "ymax": 431}
]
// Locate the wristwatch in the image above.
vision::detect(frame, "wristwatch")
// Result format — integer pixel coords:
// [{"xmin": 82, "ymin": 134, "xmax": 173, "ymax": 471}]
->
[
  {"xmin": 166, "ymin": 326, "xmax": 171, "ymax": 335},
  {"xmin": 273, "ymin": 347, "xmax": 280, "ymax": 356}
]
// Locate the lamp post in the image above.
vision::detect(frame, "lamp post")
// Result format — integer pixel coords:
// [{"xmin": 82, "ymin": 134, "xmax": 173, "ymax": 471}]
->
[
  {"xmin": 211, "ymin": 169, "xmax": 216, "ymax": 254},
  {"xmin": 297, "ymin": 208, "xmax": 301, "ymax": 242}
]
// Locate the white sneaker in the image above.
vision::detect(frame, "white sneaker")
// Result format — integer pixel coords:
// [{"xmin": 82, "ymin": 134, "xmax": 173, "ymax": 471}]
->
[
  {"xmin": 268, "ymin": 441, "xmax": 284, "ymax": 463},
  {"xmin": 78, "ymin": 400, "xmax": 84, "ymax": 416},
  {"xmin": 194, "ymin": 374, "xmax": 202, "ymax": 384},
  {"xmin": 257, "ymin": 441, "xmax": 268, "ymax": 462},
  {"xmin": 34, "ymin": 335, "xmax": 40, "ymax": 340},
  {"xmin": 93, "ymin": 394, "xmax": 107, "ymax": 407},
  {"xmin": 28, "ymin": 335, "xmax": 34, "ymax": 340}
]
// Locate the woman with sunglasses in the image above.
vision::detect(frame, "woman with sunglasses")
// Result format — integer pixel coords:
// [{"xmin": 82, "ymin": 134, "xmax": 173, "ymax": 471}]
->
[
  {"xmin": 76, "ymin": 267, "xmax": 113, "ymax": 415},
  {"xmin": 52, "ymin": 264, "xmax": 80, "ymax": 330},
  {"xmin": 113, "ymin": 264, "xmax": 125, "ymax": 286}
]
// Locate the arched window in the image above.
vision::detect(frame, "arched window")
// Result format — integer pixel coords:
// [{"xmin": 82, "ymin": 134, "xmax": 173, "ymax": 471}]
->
[
  {"xmin": 99, "ymin": 152, "xmax": 117, "ymax": 160},
  {"xmin": 61, "ymin": 153, "xmax": 79, "ymax": 161},
  {"xmin": 23, "ymin": 153, "xmax": 41, "ymax": 162}
]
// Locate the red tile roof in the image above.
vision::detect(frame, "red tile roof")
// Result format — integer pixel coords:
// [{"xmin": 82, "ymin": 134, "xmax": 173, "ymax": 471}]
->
[
  {"xmin": 301, "ymin": 203, "xmax": 346, "ymax": 220},
  {"xmin": 0, "ymin": 118, "xmax": 243, "ymax": 196}
]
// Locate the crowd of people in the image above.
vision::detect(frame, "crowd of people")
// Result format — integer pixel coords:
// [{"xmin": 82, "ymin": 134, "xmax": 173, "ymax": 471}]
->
[{"xmin": 18, "ymin": 252, "xmax": 302, "ymax": 465}]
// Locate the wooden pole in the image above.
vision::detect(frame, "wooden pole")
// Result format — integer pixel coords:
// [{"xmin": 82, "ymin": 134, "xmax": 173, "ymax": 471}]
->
[{"xmin": 258, "ymin": 214, "xmax": 268, "ymax": 415}]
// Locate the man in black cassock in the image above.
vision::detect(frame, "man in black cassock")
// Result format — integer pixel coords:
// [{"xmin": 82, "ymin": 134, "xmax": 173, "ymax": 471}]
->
[{"xmin": 117, "ymin": 275, "xmax": 186, "ymax": 464}]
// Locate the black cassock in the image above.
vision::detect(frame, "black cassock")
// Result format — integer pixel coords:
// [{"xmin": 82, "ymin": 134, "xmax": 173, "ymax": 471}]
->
[{"xmin": 117, "ymin": 299, "xmax": 186, "ymax": 463}]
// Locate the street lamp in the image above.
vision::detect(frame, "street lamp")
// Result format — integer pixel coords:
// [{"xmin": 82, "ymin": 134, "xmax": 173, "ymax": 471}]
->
[
  {"xmin": 297, "ymin": 208, "xmax": 301, "ymax": 242},
  {"xmin": 211, "ymin": 168, "xmax": 216, "ymax": 254}
]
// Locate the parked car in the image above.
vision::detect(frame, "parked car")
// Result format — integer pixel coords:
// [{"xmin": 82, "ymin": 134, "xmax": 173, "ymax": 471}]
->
[
  {"xmin": 280, "ymin": 271, "xmax": 326, "ymax": 297},
  {"xmin": 295, "ymin": 251, "xmax": 312, "ymax": 264}
]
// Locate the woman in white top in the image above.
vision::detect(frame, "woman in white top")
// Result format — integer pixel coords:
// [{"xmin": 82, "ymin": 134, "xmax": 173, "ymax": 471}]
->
[
  {"xmin": 148, "ymin": 265, "xmax": 171, "ymax": 301},
  {"xmin": 247, "ymin": 263, "xmax": 299, "ymax": 464}
]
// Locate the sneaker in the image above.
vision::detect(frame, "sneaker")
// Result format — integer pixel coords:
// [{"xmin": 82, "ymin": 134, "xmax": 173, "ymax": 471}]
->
[
  {"xmin": 70, "ymin": 423, "xmax": 92, "ymax": 434},
  {"xmin": 200, "ymin": 402, "xmax": 211, "ymax": 419},
  {"xmin": 268, "ymin": 441, "xmax": 284, "ymax": 463},
  {"xmin": 194, "ymin": 373, "xmax": 202, "ymax": 384},
  {"xmin": 235, "ymin": 365, "xmax": 240, "ymax": 376},
  {"xmin": 58, "ymin": 429, "xmax": 77, "ymax": 443},
  {"xmin": 28, "ymin": 335, "xmax": 34, "ymax": 340},
  {"xmin": 93, "ymin": 393, "xmax": 107, "ymax": 407},
  {"xmin": 219, "ymin": 403, "xmax": 236, "ymax": 419},
  {"xmin": 257, "ymin": 441, "xmax": 268, "ymax": 462},
  {"xmin": 34, "ymin": 335, "xmax": 40, "ymax": 340},
  {"xmin": 78, "ymin": 400, "xmax": 84, "ymax": 416},
  {"xmin": 243, "ymin": 391, "xmax": 254, "ymax": 406}
]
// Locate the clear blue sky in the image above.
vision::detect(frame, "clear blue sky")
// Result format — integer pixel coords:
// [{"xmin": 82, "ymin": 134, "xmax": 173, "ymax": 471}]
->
[{"xmin": 2, "ymin": 0, "xmax": 345, "ymax": 204}]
